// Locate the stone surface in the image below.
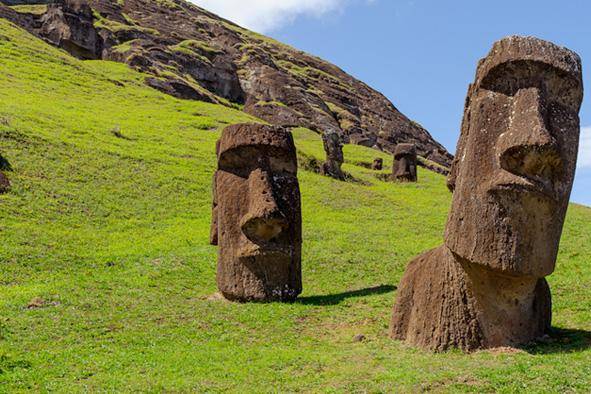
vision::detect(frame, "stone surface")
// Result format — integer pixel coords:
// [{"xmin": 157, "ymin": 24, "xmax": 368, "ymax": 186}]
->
[
  {"xmin": 0, "ymin": 0, "xmax": 452, "ymax": 167},
  {"xmin": 320, "ymin": 131, "xmax": 345, "ymax": 180},
  {"xmin": 371, "ymin": 158, "xmax": 383, "ymax": 170},
  {"xmin": 39, "ymin": 0, "xmax": 103, "ymax": 60},
  {"xmin": 210, "ymin": 123, "xmax": 302, "ymax": 302},
  {"xmin": 392, "ymin": 143, "xmax": 417, "ymax": 182},
  {"xmin": 391, "ymin": 36, "xmax": 583, "ymax": 352}
]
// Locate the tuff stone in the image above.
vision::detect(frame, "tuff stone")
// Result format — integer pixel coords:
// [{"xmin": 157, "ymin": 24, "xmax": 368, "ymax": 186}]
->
[
  {"xmin": 390, "ymin": 36, "xmax": 583, "ymax": 352},
  {"xmin": 211, "ymin": 123, "xmax": 302, "ymax": 302},
  {"xmin": 320, "ymin": 131, "xmax": 345, "ymax": 180},
  {"xmin": 371, "ymin": 158, "xmax": 383, "ymax": 170},
  {"xmin": 0, "ymin": 0, "xmax": 453, "ymax": 168},
  {"xmin": 39, "ymin": 0, "xmax": 103, "ymax": 60},
  {"xmin": 392, "ymin": 143, "xmax": 417, "ymax": 182}
]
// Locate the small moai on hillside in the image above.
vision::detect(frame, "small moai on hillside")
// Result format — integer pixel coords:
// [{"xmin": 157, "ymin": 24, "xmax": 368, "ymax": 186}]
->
[
  {"xmin": 392, "ymin": 143, "xmax": 417, "ymax": 182},
  {"xmin": 320, "ymin": 131, "xmax": 345, "ymax": 180},
  {"xmin": 372, "ymin": 158, "xmax": 383, "ymax": 170},
  {"xmin": 210, "ymin": 123, "xmax": 302, "ymax": 302},
  {"xmin": 390, "ymin": 36, "xmax": 584, "ymax": 352}
]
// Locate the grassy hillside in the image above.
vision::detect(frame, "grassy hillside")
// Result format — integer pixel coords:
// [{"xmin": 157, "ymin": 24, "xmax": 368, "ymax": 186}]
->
[{"xmin": 0, "ymin": 19, "xmax": 590, "ymax": 392}]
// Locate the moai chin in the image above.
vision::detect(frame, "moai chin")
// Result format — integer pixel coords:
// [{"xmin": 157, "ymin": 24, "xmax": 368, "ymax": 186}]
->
[
  {"xmin": 392, "ymin": 143, "xmax": 417, "ymax": 182},
  {"xmin": 210, "ymin": 123, "xmax": 302, "ymax": 302},
  {"xmin": 320, "ymin": 131, "xmax": 345, "ymax": 180},
  {"xmin": 372, "ymin": 158, "xmax": 383, "ymax": 171},
  {"xmin": 390, "ymin": 36, "xmax": 584, "ymax": 352}
]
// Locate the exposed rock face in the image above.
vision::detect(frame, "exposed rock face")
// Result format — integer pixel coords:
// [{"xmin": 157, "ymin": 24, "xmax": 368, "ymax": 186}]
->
[
  {"xmin": 0, "ymin": 0, "xmax": 452, "ymax": 167},
  {"xmin": 372, "ymin": 158, "xmax": 383, "ymax": 171},
  {"xmin": 392, "ymin": 143, "xmax": 417, "ymax": 182},
  {"xmin": 0, "ymin": 171, "xmax": 10, "ymax": 193},
  {"xmin": 391, "ymin": 36, "xmax": 583, "ymax": 352},
  {"xmin": 320, "ymin": 131, "xmax": 345, "ymax": 180},
  {"xmin": 39, "ymin": 0, "xmax": 103, "ymax": 59},
  {"xmin": 210, "ymin": 123, "xmax": 302, "ymax": 302}
]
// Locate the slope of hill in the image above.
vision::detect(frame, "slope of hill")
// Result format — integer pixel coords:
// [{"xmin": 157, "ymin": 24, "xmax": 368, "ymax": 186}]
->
[
  {"xmin": 0, "ymin": 18, "xmax": 590, "ymax": 392},
  {"xmin": 1, "ymin": 0, "xmax": 452, "ymax": 167}
]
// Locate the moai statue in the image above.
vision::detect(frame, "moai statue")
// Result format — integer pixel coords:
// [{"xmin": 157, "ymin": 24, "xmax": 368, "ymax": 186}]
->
[
  {"xmin": 392, "ymin": 143, "xmax": 417, "ymax": 182},
  {"xmin": 390, "ymin": 36, "xmax": 583, "ymax": 352},
  {"xmin": 321, "ymin": 131, "xmax": 345, "ymax": 180},
  {"xmin": 210, "ymin": 123, "xmax": 302, "ymax": 302},
  {"xmin": 372, "ymin": 158, "xmax": 383, "ymax": 170}
]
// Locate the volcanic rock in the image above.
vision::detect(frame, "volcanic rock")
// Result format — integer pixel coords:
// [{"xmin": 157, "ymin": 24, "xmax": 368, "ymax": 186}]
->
[{"xmin": 390, "ymin": 36, "xmax": 583, "ymax": 352}]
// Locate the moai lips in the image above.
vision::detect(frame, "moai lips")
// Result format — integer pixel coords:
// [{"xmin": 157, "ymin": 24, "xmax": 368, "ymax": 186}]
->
[
  {"xmin": 391, "ymin": 36, "xmax": 583, "ymax": 352},
  {"xmin": 320, "ymin": 131, "xmax": 345, "ymax": 180},
  {"xmin": 393, "ymin": 143, "xmax": 417, "ymax": 182},
  {"xmin": 210, "ymin": 123, "xmax": 302, "ymax": 302}
]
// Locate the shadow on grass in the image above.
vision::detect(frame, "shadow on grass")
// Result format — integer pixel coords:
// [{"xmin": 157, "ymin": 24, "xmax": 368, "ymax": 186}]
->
[
  {"xmin": 0, "ymin": 154, "xmax": 12, "ymax": 171},
  {"xmin": 297, "ymin": 284, "xmax": 396, "ymax": 306},
  {"xmin": 523, "ymin": 327, "xmax": 591, "ymax": 354}
]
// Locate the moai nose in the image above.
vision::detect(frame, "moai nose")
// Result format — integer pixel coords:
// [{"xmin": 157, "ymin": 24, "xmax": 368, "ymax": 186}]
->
[
  {"xmin": 240, "ymin": 168, "xmax": 288, "ymax": 243},
  {"xmin": 498, "ymin": 87, "xmax": 563, "ymax": 180}
]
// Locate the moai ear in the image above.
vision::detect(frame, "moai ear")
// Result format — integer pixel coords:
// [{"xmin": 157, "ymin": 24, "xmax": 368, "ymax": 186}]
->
[{"xmin": 209, "ymin": 172, "xmax": 219, "ymax": 246}]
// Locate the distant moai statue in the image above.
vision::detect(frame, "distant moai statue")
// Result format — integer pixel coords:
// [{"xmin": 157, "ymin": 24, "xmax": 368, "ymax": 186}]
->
[
  {"xmin": 392, "ymin": 143, "xmax": 417, "ymax": 182},
  {"xmin": 372, "ymin": 158, "xmax": 383, "ymax": 170},
  {"xmin": 320, "ymin": 131, "xmax": 345, "ymax": 180},
  {"xmin": 210, "ymin": 123, "xmax": 302, "ymax": 302},
  {"xmin": 390, "ymin": 36, "xmax": 584, "ymax": 352}
]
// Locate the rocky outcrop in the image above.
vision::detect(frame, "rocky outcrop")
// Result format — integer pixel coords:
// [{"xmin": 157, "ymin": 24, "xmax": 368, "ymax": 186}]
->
[
  {"xmin": 1, "ymin": 0, "xmax": 452, "ymax": 166},
  {"xmin": 39, "ymin": 0, "xmax": 103, "ymax": 59}
]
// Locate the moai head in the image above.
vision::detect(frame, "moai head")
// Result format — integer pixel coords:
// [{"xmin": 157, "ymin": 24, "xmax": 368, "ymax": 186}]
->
[
  {"xmin": 372, "ymin": 158, "xmax": 383, "ymax": 171},
  {"xmin": 393, "ymin": 143, "xmax": 417, "ymax": 182},
  {"xmin": 445, "ymin": 36, "xmax": 583, "ymax": 277},
  {"xmin": 321, "ymin": 131, "xmax": 345, "ymax": 180},
  {"xmin": 210, "ymin": 123, "xmax": 302, "ymax": 302}
]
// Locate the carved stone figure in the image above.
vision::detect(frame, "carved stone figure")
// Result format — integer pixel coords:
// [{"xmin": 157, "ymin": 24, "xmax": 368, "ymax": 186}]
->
[
  {"xmin": 321, "ymin": 131, "xmax": 345, "ymax": 180},
  {"xmin": 390, "ymin": 36, "xmax": 583, "ymax": 352},
  {"xmin": 392, "ymin": 143, "xmax": 417, "ymax": 182},
  {"xmin": 210, "ymin": 123, "xmax": 302, "ymax": 302},
  {"xmin": 372, "ymin": 158, "xmax": 383, "ymax": 170}
]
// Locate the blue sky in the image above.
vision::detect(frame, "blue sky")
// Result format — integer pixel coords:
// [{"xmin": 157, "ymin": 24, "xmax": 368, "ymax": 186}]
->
[{"xmin": 194, "ymin": 0, "xmax": 591, "ymax": 205}]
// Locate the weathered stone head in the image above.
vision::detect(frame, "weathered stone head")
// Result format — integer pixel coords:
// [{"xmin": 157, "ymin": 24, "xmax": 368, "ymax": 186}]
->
[
  {"xmin": 210, "ymin": 123, "xmax": 302, "ymax": 302},
  {"xmin": 390, "ymin": 37, "xmax": 583, "ymax": 352},
  {"xmin": 393, "ymin": 143, "xmax": 417, "ymax": 182},
  {"xmin": 372, "ymin": 158, "xmax": 383, "ymax": 171},
  {"xmin": 446, "ymin": 36, "xmax": 583, "ymax": 277},
  {"xmin": 321, "ymin": 131, "xmax": 345, "ymax": 180}
]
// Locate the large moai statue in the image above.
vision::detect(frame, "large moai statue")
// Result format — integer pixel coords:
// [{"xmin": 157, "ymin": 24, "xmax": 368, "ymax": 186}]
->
[
  {"xmin": 210, "ymin": 123, "xmax": 302, "ymax": 302},
  {"xmin": 392, "ymin": 143, "xmax": 417, "ymax": 182},
  {"xmin": 390, "ymin": 36, "xmax": 583, "ymax": 352},
  {"xmin": 320, "ymin": 131, "xmax": 345, "ymax": 180}
]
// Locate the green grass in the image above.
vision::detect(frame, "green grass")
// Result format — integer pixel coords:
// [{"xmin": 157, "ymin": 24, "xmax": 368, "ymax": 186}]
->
[{"xmin": 0, "ymin": 19, "xmax": 590, "ymax": 392}]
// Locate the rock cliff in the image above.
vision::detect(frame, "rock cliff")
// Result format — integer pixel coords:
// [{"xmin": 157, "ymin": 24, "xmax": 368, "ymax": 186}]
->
[{"xmin": 1, "ymin": 0, "xmax": 452, "ymax": 166}]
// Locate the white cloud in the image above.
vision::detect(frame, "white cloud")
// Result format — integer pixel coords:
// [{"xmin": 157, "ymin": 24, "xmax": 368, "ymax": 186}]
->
[
  {"xmin": 578, "ymin": 126, "xmax": 591, "ymax": 168},
  {"xmin": 190, "ymin": 0, "xmax": 367, "ymax": 33}
]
